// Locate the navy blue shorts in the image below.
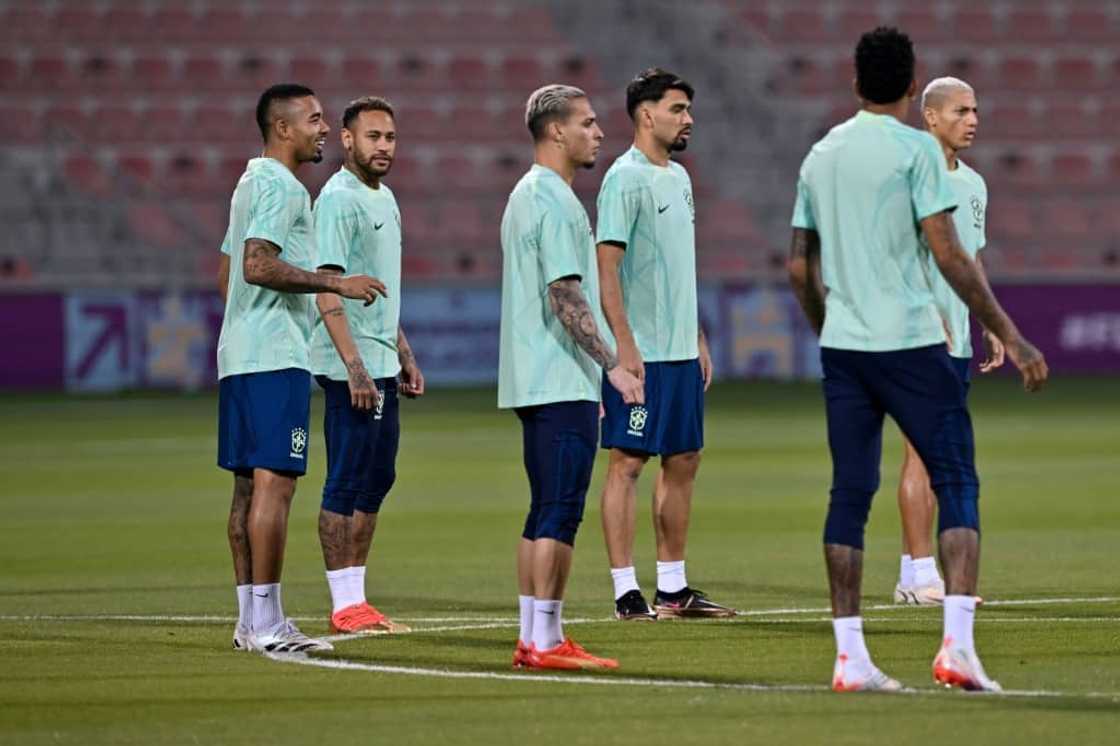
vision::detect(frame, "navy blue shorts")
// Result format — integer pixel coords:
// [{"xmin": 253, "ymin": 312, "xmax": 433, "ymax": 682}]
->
[
  {"xmin": 601, "ymin": 359, "xmax": 704, "ymax": 456},
  {"xmin": 316, "ymin": 375, "xmax": 400, "ymax": 516},
  {"xmin": 951, "ymin": 356, "xmax": 971, "ymax": 396},
  {"xmin": 821, "ymin": 344, "xmax": 979, "ymax": 546},
  {"xmin": 516, "ymin": 401, "xmax": 599, "ymax": 546},
  {"xmin": 218, "ymin": 368, "xmax": 311, "ymax": 476}
]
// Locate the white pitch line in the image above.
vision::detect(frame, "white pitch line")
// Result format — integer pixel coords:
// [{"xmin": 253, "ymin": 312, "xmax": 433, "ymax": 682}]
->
[
  {"xmin": 264, "ymin": 651, "xmax": 1120, "ymax": 703},
  {"xmin": 1, "ymin": 597, "xmax": 1116, "ymax": 625}
]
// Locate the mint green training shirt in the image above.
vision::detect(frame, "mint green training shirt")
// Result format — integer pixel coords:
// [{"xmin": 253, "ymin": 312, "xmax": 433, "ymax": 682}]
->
[
  {"xmin": 791, "ymin": 110, "xmax": 959, "ymax": 352},
  {"xmin": 217, "ymin": 157, "xmax": 316, "ymax": 378},
  {"xmin": 596, "ymin": 146, "xmax": 699, "ymax": 362},
  {"xmin": 921, "ymin": 159, "xmax": 987, "ymax": 358},
  {"xmin": 310, "ymin": 167, "xmax": 403, "ymax": 380},
  {"xmin": 498, "ymin": 164, "xmax": 604, "ymax": 409}
]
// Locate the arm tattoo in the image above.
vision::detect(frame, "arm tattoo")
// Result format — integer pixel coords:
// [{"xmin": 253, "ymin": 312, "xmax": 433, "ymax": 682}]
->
[
  {"xmin": 923, "ymin": 213, "xmax": 1016, "ymax": 343},
  {"xmin": 787, "ymin": 228, "xmax": 826, "ymax": 335},
  {"xmin": 243, "ymin": 239, "xmax": 339, "ymax": 294},
  {"xmin": 397, "ymin": 327, "xmax": 416, "ymax": 367},
  {"xmin": 345, "ymin": 357, "xmax": 374, "ymax": 391},
  {"xmin": 547, "ymin": 279, "xmax": 619, "ymax": 370}
]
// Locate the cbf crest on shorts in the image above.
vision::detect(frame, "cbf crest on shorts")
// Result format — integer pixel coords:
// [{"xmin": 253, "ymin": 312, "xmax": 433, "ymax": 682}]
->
[
  {"xmin": 290, "ymin": 427, "xmax": 308, "ymax": 459},
  {"xmin": 627, "ymin": 405, "xmax": 649, "ymax": 437}
]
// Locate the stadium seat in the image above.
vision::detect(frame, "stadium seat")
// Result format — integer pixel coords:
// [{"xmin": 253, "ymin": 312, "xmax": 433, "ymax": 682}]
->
[
  {"xmin": 987, "ymin": 198, "xmax": 1033, "ymax": 239},
  {"xmin": 950, "ymin": 7, "xmax": 998, "ymax": 42},
  {"xmin": 91, "ymin": 106, "xmax": 142, "ymax": 144},
  {"xmin": 0, "ymin": 105, "xmax": 39, "ymax": 143},
  {"xmin": 64, "ymin": 154, "xmax": 112, "ymax": 198},
  {"xmin": 43, "ymin": 104, "xmax": 89, "ymax": 141},
  {"xmin": 151, "ymin": 5, "xmax": 199, "ymax": 42},
  {"xmin": 29, "ymin": 56, "xmax": 76, "ymax": 91},
  {"xmin": 1064, "ymin": 8, "xmax": 1119, "ymax": 41},
  {"xmin": 165, "ymin": 154, "xmax": 214, "ymax": 196},
  {"xmin": 53, "ymin": 5, "xmax": 102, "ymax": 42},
  {"xmin": 1053, "ymin": 55, "xmax": 1103, "ymax": 91},
  {"xmin": 132, "ymin": 56, "xmax": 176, "ymax": 91},
  {"xmin": 78, "ymin": 53, "xmax": 127, "ymax": 90},
  {"xmin": 1050, "ymin": 151, "xmax": 1096, "ymax": 187},
  {"xmin": 183, "ymin": 55, "xmax": 228, "ymax": 89},
  {"xmin": 500, "ymin": 56, "xmax": 546, "ymax": 90},
  {"xmin": 0, "ymin": 56, "xmax": 22, "ymax": 90},
  {"xmin": 1043, "ymin": 199, "xmax": 1092, "ymax": 237},
  {"xmin": 1, "ymin": 6, "xmax": 48, "ymax": 41},
  {"xmin": 101, "ymin": 6, "xmax": 151, "ymax": 41},
  {"xmin": 837, "ymin": 8, "xmax": 883, "ymax": 40},
  {"xmin": 229, "ymin": 54, "xmax": 284, "ymax": 90},
  {"xmin": 774, "ymin": 7, "xmax": 832, "ymax": 42},
  {"xmin": 145, "ymin": 105, "xmax": 190, "ymax": 143},
  {"xmin": 395, "ymin": 54, "xmax": 445, "ymax": 90},
  {"xmin": 290, "ymin": 57, "xmax": 332, "ymax": 86},
  {"xmin": 341, "ymin": 56, "xmax": 382, "ymax": 88},
  {"xmin": 1003, "ymin": 8, "xmax": 1059, "ymax": 42},
  {"xmin": 117, "ymin": 153, "xmax": 158, "ymax": 192},
  {"xmin": 127, "ymin": 203, "xmax": 181, "ymax": 249},
  {"xmin": 897, "ymin": 8, "xmax": 951, "ymax": 42},
  {"xmin": 998, "ymin": 56, "xmax": 1045, "ymax": 90},
  {"xmin": 196, "ymin": 6, "xmax": 250, "ymax": 42},
  {"xmin": 448, "ymin": 55, "xmax": 495, "ymax": 91}
]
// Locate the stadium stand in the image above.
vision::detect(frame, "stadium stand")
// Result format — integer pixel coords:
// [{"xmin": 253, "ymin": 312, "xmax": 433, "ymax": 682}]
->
[{"xmin": 1, "ymin": 0, "xmax": 1117, "ymax": 286}]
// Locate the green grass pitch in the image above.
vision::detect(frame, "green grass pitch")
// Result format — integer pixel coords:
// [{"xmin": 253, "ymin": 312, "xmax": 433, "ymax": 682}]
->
[{"xmin": 1, "ymin": 379, "xmax": 1118, "ymax": 745}]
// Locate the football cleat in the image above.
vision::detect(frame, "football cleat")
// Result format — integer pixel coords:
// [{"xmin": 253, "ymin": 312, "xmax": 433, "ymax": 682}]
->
[
  {"xmin": 894, "ymin": 583, "xmax": 984, "ymax": 607},
  {"xmin": 615, "ymin": 589, "xmax": 657, "ymax": 621},
  {"xmin": 525, "ymin": 638, "xmax": 619, "ymax": 670},
  {"xmin": 831, "ymin": 654, "xmax": 903, "ymax": 693},
  {"xmin": 512, "ymin": 640, "xmax": 531, "ymax": 668},
  {"xmin": 249, "ymin": 619, "xmax": 334, "ymax": 654},
  {"xmin": 932, "ymin": 639, "xmax": 1002, "ymax": 692},
  {"xmin": 653, "ymin": 587, "xmax": 737, "ymax": 618},
  {"xmin": 232, "ymin": 623, "xmax": 251, "ymax": 651},
  {"xmin": 329, "ymin": 602, "xmax": 411, "ymax": 634}
]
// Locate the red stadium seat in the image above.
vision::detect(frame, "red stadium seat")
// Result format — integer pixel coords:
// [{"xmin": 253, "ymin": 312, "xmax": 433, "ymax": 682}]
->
[
  {"xmin": 127, "ymin": 203, "xmax": 181, "ymax": 249},
  {"xmin": 998, "ymin": 56, "xmax": 1045, "ymax": 90},
  {"xmin": 982, "ymin": 102, "xmax": 1040, "ymax": 140},
  {"xmin": 165, "ymin": 154, "xmax": 213, "ymax": 196},
  {"xmin": 78, "ymin": 52, "xmax": 127, "ymax": 90},
  {"xmin": 837, "ymin": 9, "xmax": 882, "ymax": 40},
  {"xmin": 897, "ymin": 8, "xmax": 950, "ymax": 42},
  {"xmin": 1064, "ymin": 8, "xmax": 1119, "ymax": 41},
  {"xmin": 341, "ymin": 56, "xmax": 382, "ymax": 88},
  {"xmin": 53, "ymin": 5, "xmax": 102, "ymax": 41},
  {"xmin": 151, "ymin": 5, "xmax": 199, "ymax": 42},
  {"xmin": 1, "ymin": 6, "xmax": 49, "ymax": 41},
  {"xmin": 505, "ymin": 6, "xmax": 559, "ymax": 42},
  {"xmin": 145, "ymin": 105, "xmax": 189, "ymax": 143},
  {"xmin": 774, "ymin": 7, "xmax": 831, "ymax": 42},
  {"xmin": 950, "ymin": 8, "xmax": 998, "ymax": 42},
  {"xmin": 90, "ymin": 106, "xmax": 142, "ymax": 144},
  {"xmin": 0, "ymin": 56, "xmax": 22, "ymax": 90},
  {"xmin": 1050, "ymin": 151, "xmax": 1096, "ymax": 186},
  {"xmin": 64, "ymin": 154, "xmax": 112, "ymax": 198},
  {"xmin": 229, "ymin": 54, "xmax": 283, "ymax": 89},
  {"xmin": 102, "ymin": 6, "xmax": 151, "ymax": 41},
  {"xmin": 183, "ymin": 55, "xmax": 228, "ymax": 88},
  {"xmin": 0, "ymin": 105, "xmax": 39, "ymax": 143},
  {"xmin": 1003, "ymin": 8, "xmax": 1059, "ymax": 41},
  {"xmin": 217, "ymin": 155, "xmax": 250, "ymax": 194},
  {"xmin": 448, "ymin": 55, "xmax": 494, "ymax": 91},
  {"xmin": 1053, "ymin": 55, "xmax": 1103, "ymax": 91},
  {"xmin": 395, "ymin": 54, "xmax": 447, "ymax": 90},
  {"xmin": 189, "ymin": 104, "xmax": 239, "ymax": 142},
  {"xmin": 29, "ymin": 56, "xmax": 76, "ymax": 91},
  {"xmin": 1043, "ymin": 199, "xmax": 1092, "ymax": 237},
  {"xmin": 117, "ymin": 153, "xmax": 158, "ymax": 191},
  {"xmin": 500, "ymin": 57, "xmax": 546, "ymax": 90},
  {"xmin": 987, "ymin": 198, "xmax": 1033, "ymax": 239},
  {"xmin": 196, "ymin": 6, "xmax": 250, "ymax": 42},
  {"xmin": 290, "ymin": 57, "xmax": 331, "ymax": 86},
  {"xmin": 43, "ymin": 104, "xmax": 89, "ymax": 141},
  {"xmin": 132, "ymin": 56, "xmax": 176, "ymax": 90}
]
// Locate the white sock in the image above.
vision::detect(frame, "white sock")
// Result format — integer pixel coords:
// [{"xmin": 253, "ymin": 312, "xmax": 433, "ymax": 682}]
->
[
  {"xmin": 326, "ymin": 568, "xmax": 357, "ymax": 614},
  {"xmin": 531, "ymin": 599, "xmax": 563, "ymax": 651},
  {"xmin": 899, "ymin": 554, "xmax": 914, "ymax": 587},
  {"xmin": 656, "ymin": 560, "xmax": 687, "ymax": 594},
  {"xmin": 236, "ymin": 584, "xmax": 252, "ymax": 628},
  {"xmin": 943, "ymin": 595, "xmax": 976, "ymax": 652},
  {"xmin": 610, "ymin": 566, "xmax": 640, "ymax": 600},
  {"xmin": 832, "ymin": 616, "xmax": 871, "ymax": 665},
  {"xmin": 912, "ymin": 556, "xmax": 941, "ymax": 587},
  {"xmin": 349, "ymin": 565, "xmax": 367, "ymax": 604},
  {"xmin": 251, "ymin": 583, "xmax": 283, "ymax": 633},
  {"xmin": 518, "ymin": 595, "xmax": 534, "ymax": 645}
]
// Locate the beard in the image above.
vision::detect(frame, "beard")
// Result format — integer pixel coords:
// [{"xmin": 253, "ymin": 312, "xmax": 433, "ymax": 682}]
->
[{"xmin": 670, "ymin": 138, "xmax": 689, "ymax": 152}]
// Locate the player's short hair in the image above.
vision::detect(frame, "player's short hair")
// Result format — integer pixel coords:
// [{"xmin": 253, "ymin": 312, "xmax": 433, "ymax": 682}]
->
[
  {"xmin": 625, "ymin": 68, "xmax": 694, "ymax": 119},
  {"xmin": 921, "ymin": 77, "xmax": 974, "ymax": 111},
  {"xmin": 524, "ymin": 84, "xmax": 587, "ymax": 142},
  {"xmin": 854, "ymin": 27, "xmax": 915, "ymax": 105},
  {"xmin": 255, "ymin": 83, "xmax": 317, "ymax": 142},
  {"xmin": 342, "ymin": 96, "xmax": 396, "ymax": 131}
]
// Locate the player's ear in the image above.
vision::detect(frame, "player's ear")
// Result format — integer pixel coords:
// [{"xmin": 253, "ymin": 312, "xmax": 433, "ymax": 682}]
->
[
  {"xmin": 340, "ymin": 126, "xmax": 353, "ymax": 151},
  {"xmin": 921, "ymin": 106, "xmax": 937, "ymax": 129}
]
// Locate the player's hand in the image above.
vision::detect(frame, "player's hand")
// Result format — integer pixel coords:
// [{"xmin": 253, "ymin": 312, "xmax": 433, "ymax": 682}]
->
[
  {"xmin": 618, "ymin": 341, "xmax": 644, "ymax": 382},
  {"xmin": 607, "ymin": 365, "xmax": 644, "ymax": 405},
  {"xmin": 399, "ymin": 359, "xmax": 425, "ymax": 399},
  {"xmin": 338, "ymin": 274, "xmax": 387, "ymax": 306},
  {"xmin": 979, "ymin": 330, "xmax": 1005, "ymax": 373},
  {"xmin": 698, "ymin": 337, "xmax": 714, "ymax": 392},
  {"xmin": 1005, "ymin": 335, "xmax": 1048, "ymax": 392},
  {"xmin": 346, "ymin": 360, "xmax": 378, "ymax": 411}
]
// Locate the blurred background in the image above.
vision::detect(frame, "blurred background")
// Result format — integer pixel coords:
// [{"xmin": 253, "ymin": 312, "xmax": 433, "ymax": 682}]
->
[{"xmin": 2, "ymin": 0, "xmax": 1118, "ymax": 392}]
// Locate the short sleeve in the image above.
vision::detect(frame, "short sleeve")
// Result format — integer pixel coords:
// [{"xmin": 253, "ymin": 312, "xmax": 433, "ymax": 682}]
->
[
  {"xmin": 219, "ymin": 225, "xmax": 232, "ymax": 255},
  {"xmin": 910, "ymin": 134, "xmax": 958, "ymax": 221},
  {"xmin": 791, "ymin": 176, "xmax": 816, "ymax": 230},
  {"xmin": 245, "ymin": 176, "xmax": 296, "ymax": 252},
  {"xmin": 595, "ymin": 170, "xmax": 638, "ymax": 247},
  {"xmin": 538, "ymin": 207, "xmax": 584, "ymax": 286},
  {"xmin": 313, "ymin": 192, "xmax": 358, "ymax": 272}
]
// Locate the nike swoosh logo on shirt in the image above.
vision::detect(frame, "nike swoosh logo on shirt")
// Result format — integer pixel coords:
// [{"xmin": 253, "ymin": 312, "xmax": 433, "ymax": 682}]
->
[
  {"xmin": 657, "ymin": 204, "xmax": 670, "ymax": 214},
  {"xmin": 374, "ymin": 222, "xmax": 385, "ymax": 230},
  {"xmin": 253, "ymin": 593, "xmax": 269, "ymax": 598}
]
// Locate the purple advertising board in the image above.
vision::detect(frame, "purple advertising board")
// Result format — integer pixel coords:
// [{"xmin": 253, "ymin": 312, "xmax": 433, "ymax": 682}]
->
[{"xmin": 1, "ymin": 284, "xmax": 1117, "ymax": 391}]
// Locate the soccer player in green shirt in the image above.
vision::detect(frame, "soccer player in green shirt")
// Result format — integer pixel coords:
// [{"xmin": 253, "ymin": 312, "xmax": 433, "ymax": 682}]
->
[
  {"xmin": 788, "ymin": 29, "xmax": 1047, "ymax": 692},
  {"xmin": 216, "ymin": 84, "xmax": 385, "ymax": 654},
  {"xmin": 893, "ymin": 77, "xmax": 1004, "ymax": 607},
  {"xmin": 309, "ymin": 96, "xmax": 423, "ymax": 636},
  {"xmin": 499, "ymin": 84, "xmax": 643, "ymax": 670},
  {"xmin": 596, "ymin": 69, "xmax": 732, "ymax": 621}
]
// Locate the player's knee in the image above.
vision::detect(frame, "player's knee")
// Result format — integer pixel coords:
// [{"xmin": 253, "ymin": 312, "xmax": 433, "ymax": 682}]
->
[
  {"xmin": 610, "ymin": 452, "xmax": 647, "ymax": 483},
  {"xmin": 321, "ymin": 490, "xmax": 356, "ymax": 517},
  {"xmin": 522, "ymin": 503, "xmax": 542, "ymax": 541},
  {"xmin": 823, "ymin": 488, "xmax": 874, "ymax": 549},
  {"xmin": 354, "ymin": 491, "xmax": 387, "ymax": 515},
  {"xmin": 935, "ymin": 483, "xmax": 980, "ymax": 533},
  {"xmin": 535, "ymin": 491, "xmax": 586, "ymax": 546},
  {"xmin": 664, "ymin": 450, "xmax": 701, "ymax": 478}
]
